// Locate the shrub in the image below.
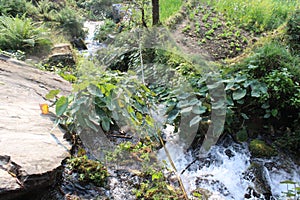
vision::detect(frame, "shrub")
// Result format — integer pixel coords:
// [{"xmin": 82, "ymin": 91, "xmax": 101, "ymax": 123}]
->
[
  {"xmin": 287, "ymin": 9, "xmax": 300, "ymax": 54},
  {"xmin": 54, "ymin": 7, "xmax": 85, "ymax": 38},
  {"xmin": 94, "ymin": 19, "xmax": 116, "ymax": 42},
  {"xmin": 0, "ymin": 15, "xmax": 52, "ymax": 54},
  {"xmin": 0, "ymin": 0, "xmax": 28, "ymax": 17}
]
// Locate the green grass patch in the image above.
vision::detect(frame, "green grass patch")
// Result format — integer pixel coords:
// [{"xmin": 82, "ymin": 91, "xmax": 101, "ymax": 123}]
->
[
  {"xmin": 204, "ymin": 0, "xmax": 299, "ymax": 32},
  {"xmin": 160, "ymin": 0, "xmax": 183, "ymax": 22}
]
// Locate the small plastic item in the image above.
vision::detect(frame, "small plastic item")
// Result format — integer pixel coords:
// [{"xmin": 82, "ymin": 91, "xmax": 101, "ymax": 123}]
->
[{"xmin": 39, "ymin": 103, "xmax": 49, "ymax": 114}]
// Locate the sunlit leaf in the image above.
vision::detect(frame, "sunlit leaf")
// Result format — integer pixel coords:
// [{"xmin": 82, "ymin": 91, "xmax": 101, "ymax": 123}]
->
[
  {"xmin": 192, "ymin": 105, "xmax": 206, "ymax": 114},
  {"xmin": 190, "ymin": 115, "xmax": 202, "ymax": 127},
  {"xmin": 87, "ymin": 84, "xmax": 103, "ymax": 97},
  {"xmin": 45, "ymin": 89, "xmax": 60, "ymax": 100},
  {"xmin": 56, "ymin": 96, "xmax": 68, "ymax": 116},
  {"xmin": 145, "ymin": 115, "xmax": 154, "ymax": 127}
]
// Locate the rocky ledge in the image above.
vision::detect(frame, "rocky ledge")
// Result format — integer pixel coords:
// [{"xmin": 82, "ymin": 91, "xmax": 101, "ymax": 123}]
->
[{"xmin": 0, "ymin": 56, "xmax": 71, "ymax": 199}]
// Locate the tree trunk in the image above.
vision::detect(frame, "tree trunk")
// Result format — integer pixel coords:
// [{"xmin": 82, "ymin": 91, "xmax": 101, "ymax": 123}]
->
[{"xmin": 152, "ymin": 0, "xmax": 160, "ymax": 25}]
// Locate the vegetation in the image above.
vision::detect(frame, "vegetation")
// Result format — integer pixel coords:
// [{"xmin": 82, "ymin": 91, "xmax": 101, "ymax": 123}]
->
[
  {"xmin": 159, "ymin": 0, "xmax": 182, "ymax": 22},
  {"xmin": 204, "ymin": 0, "xmax": 299, "ymax": 32},
  {"xmin": 67, "ymin": 154, "xmax": 108, "ymax": 187},
  {"xmin": 0, "ymin": 15, "xmax": 52, "ymax": 54},
  {"xmin": 1, "ymin": 0, "xmax": 300, "ymax": 198}
]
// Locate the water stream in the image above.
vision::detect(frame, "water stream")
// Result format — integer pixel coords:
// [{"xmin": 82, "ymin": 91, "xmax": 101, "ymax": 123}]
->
[
  {"xmin": 157, "ymin": 135, "xmax": 300, "ymax": 200},
  {"xmin": 81, "ymin": 21, "xmax": 106, "ymax": 56}
]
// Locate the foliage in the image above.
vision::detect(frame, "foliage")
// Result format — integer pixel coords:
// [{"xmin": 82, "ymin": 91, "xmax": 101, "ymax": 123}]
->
[
  {"xmin": 249, "ymin": 139, "xmax": 277, "ymax": 158},
  {"xmin": 105, "ymin": 140, "xmax": 183, "ymax": 199},
  {"xmin": 94, "ymin": 19, "xmax": 116, "ymax": 42},
  {"xmin": 67, "ymin": 155, "xmax": 108, "ymax": 187},
  {"xmin": 0, "ymin": 15, "xmax": 52, "ymax": 54},
  {"xmin": 133, "ymin": 167, "xmax": 183, "ymax": 199},
  {"xmin": 225, "ymin": 41, "xmax": 300, "ymax": 123},
  {"xmin": 74, "ymin": 0, "xmax": 119, "ymax": 20},
  {"xmin": 55, "ymin": 69, "xmax": 157, "ymax": 138},
  {"xmin": 275, "ymin": 129, "xmax": 300, "ymax": 156},
  {"xmin": 286, "ymin": 9, "xmax": 300, "ymax": 54},
  {"xmin": 54, "ymin": 7, "xmax": 85, "ymax": 38},
  {"xmin": 0, "ymin": 0, "xmax": 30, "ymax": 17},
  {"xmin": 204, "ymin": 0, "xmax": 299, "ymax": 32}
]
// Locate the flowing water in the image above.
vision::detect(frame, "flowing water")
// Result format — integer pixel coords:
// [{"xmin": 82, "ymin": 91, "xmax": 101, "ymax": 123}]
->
[
  {"xmin": 157, "ymin": 135, "xmax": 300, "ymax": 200},
  {"xmin": 81, "ymin": 21, "xmax": 106, "ymax": 56}
]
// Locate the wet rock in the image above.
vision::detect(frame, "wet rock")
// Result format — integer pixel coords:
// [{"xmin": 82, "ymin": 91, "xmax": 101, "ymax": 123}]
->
[
  {"xmin": 243, "ymin": 162, "xmax": 272, "ymax": 198},
  {"xmin": 71, "ymin": 38, "xmax": 88, "ymax": 50},
  {"xmin": 0, "ymin": 58, "xmax": 71, "ymax": 199}
]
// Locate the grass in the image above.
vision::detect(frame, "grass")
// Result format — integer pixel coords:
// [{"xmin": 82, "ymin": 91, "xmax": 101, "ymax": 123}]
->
[
  {"xmin": 160, "ymin": 0, "xmax": 183, "ymax": 22},
  {"xmin": 203, "ymin": 0, "xmax": 299, "ymax": 32}
]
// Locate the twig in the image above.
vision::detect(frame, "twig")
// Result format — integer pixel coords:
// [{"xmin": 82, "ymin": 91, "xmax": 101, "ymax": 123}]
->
[{"xmin": 158, "ymin": 136, "xmax": 189, "ymax": 200}]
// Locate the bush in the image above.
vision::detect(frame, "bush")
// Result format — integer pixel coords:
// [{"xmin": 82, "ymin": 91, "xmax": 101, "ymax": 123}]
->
[
  {"xmin": 287, "ymin": 9, "xmax": 300, "ymax": 54},
  {"xmin": 54, "ymin": 7, "xmax": 85, "ymax": 38},
  {"xmin": 94, "ymin": 19, "xmax": 116, "ymax": 42},
  {"xmin": 0, "ymin": 0, "xmax": 28, "ymax": 17},
  {"xmin": 0, "ymin": 15, "xmax": 52, "ymax": 54},
  {"xmin": 75, "ymin": 0, "xmax": 119, "ymax": 20}
]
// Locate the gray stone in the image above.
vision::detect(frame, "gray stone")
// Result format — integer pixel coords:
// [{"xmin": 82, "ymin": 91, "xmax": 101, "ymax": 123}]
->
[{"xmin": 0, "ymin": 57, "xmax": 71, "ymax": 199}]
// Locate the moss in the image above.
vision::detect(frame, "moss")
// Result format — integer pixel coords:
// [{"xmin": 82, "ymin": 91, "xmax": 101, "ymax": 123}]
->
[{"xmin": 249, "ymin": 139, "xmax": 277, "ymax": 158}]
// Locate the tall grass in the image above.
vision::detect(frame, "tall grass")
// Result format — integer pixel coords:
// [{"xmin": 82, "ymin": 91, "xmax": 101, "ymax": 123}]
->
[
  {"xmin": 205, "ymin": 0, "xmax": 299, "ymax": 32},
  {"xmin": 160, "ymin": 0, "xmax": 183, "ymax": 22}
]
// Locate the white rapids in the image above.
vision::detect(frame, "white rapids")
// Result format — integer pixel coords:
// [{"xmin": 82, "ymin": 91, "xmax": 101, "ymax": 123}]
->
[{"xmin": 157, "ymin": 130, "xmax": 300, "ymax": 200}]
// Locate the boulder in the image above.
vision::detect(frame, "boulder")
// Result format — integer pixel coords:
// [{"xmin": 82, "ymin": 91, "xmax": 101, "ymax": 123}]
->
[{"xmin": 0, "ymin": 56, "xmax": 71, "ymax": 199}]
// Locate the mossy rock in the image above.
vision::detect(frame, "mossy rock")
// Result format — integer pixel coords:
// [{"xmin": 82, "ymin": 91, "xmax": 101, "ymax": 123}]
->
[{"xmin": 249, "ymin": 139, "xmax": 277, "ymax": 158}]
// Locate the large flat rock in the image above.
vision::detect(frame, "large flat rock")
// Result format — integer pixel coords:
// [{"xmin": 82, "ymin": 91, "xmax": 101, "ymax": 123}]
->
[{"xmin": 0, "ymin": 57, "xmax": 72, "ymax": 198}]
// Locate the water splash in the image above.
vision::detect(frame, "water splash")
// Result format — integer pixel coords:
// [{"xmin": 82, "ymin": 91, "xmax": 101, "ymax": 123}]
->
[{"xmin": 157, "ymin": 133, "xmax": 300, "ymax": 199}]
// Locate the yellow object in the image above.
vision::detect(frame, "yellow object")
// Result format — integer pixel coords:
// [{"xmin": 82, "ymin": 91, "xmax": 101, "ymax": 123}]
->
[{"xmin": 39, "ymin": 103, "xmax": 49, "ymax": 114}]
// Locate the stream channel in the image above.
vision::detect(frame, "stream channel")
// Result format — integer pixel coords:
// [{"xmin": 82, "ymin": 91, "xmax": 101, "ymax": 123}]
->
[{"xmin": 20, "ymin": 21, "xmax": 300, "ymax": 200}]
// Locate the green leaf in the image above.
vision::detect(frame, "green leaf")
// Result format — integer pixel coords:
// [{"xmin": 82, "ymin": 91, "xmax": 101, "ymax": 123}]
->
[
  {"xmin": 280, "ymin": 180, "xmax": 296, "ymax": 185},
  {"xmin": 188, "ymin": 98, "xmax": 199, "ymax": 106},
  {"xmin": 225, "ymin": 81, "xmax": 235, "ymax": 91},
  {"xmin": 101, "ymin": 117, "xmax": 110, "ymax": 132},
  {"xmin": 190, "ymin": 115, "xmax": 202, "ymax": 127},
  {"xmin": 241, "ymin": 113, "xmax": 249, "ymax": 119},
  {"xmin": 234, "ymin": 75, "xmax": 247, "ymax": 83},
  {"xmin": 45, "ymin": 89, "xmax": 60, "ymax": 100},
  {"xmin": 181, "ymin": 106, "xmax": 193, "ymax": 114},
  {"xmin": 145, "ymin": 115, "xmax": 154, "ymax": 127},
  {"xmin": 87, "ymin": 84, "xmax": 103, "ymax": 97},
  {"xmin": 56, "ymin": 96, "xmax": 68, "ymax": 116},
  {"xmin": 167, "ymin": 109, "xmax": 179, "ymax": 123},
  {"xmin": 271, "ymin": 109, "xmax": 278, "ymax": 117},
  {"xmin": 192, "ymin": 105, "xmax": 206, "ymax": 114},
  {"xmin": 232, "ymin": 88, "xmax": 247, "ymax": 100}
]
